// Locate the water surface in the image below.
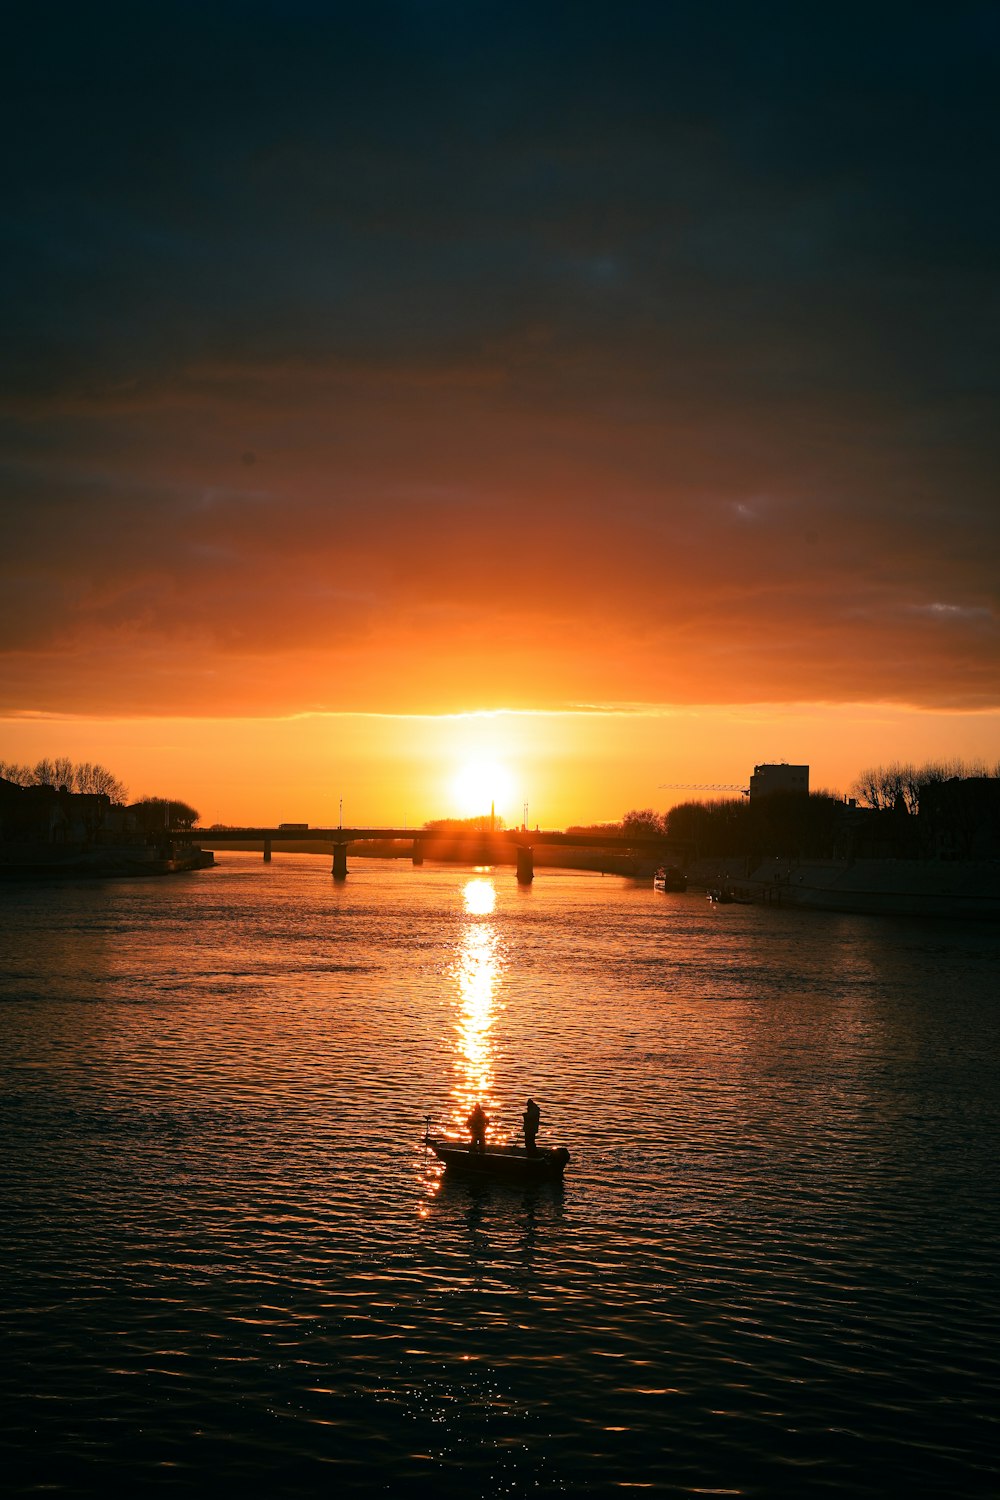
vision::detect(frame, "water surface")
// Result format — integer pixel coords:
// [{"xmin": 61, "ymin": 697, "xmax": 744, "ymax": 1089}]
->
[{"xmin": 2, "ymin": 856, "xmax": 998, "ymax": 1496}]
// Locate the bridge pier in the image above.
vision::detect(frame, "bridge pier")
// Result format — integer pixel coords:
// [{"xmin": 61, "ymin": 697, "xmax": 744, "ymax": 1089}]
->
[
  {"xmin": 263, "ymin": 837, "xmax": 272, "ymax": 863},
  {"xmin": 332, "ymin": 842, "xmax": 348, "ymax": 880},
  {"xmin": 516, "ymin": 845, "xmax": 534, "ymax": 884},
  {"xmin": 411, "ymin": 839, "xmax": 424, "ymax": 866}
]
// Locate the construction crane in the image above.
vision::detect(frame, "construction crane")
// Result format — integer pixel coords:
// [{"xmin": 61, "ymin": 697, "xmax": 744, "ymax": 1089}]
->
[{"xmin": 658, "ymin": 783, "xmax": 749, "ymax": 796}]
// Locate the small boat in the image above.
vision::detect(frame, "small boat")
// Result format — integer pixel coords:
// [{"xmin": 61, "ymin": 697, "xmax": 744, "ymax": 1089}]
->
[
  {"xmin": 425, "ymin": 1128, "xmax": 570, "ymax": 1181},
  {"xmin": 708, "ymin": 887, "xmax": 735, "ymax": 904},
  {"xmin": 653, "ymin": 865, "xmax": 687, "ymax": 892}
]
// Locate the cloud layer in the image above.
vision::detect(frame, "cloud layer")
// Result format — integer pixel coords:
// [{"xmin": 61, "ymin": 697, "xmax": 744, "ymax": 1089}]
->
[{"xmin": 2, "ymin": 3, "xmax": 998, "ymax": 715}]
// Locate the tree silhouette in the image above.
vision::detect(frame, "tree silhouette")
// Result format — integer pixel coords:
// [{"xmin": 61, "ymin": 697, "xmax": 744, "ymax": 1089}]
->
[
  {"xmin": 621, "ymin": 808, "xmax": 665, "ymax": 839},
  {"xmin": 134, "ymin": 797, "xmax": 200, "ymax": 830},
  {"xmin": 0, "ymin": 760, "xmax": 34, "ymax": 786},
  {"xmin": 74, "ymin": 762, "xmax": 128, "ymax": 803}
]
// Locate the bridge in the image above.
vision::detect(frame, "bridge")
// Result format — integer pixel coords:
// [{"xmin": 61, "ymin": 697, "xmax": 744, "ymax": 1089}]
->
[{"xmin": 171, "ymin": 825, "xmax": 688, "ymax": 884}]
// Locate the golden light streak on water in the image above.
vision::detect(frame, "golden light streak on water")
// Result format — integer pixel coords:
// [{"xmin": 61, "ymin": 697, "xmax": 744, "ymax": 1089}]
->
[{"xmin": 451, "ymin": 878, "xmax": 503, "ymax": 1133}]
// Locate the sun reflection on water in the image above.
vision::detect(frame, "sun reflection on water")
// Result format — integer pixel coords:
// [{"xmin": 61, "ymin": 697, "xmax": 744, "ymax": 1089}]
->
[
  {"xmin": 451, "ymin": 877, "xmax": 504, "ymax": 1132},
  {"xmin": 463, "ymin": 878, "xmax": 497, "ymax": 917}
]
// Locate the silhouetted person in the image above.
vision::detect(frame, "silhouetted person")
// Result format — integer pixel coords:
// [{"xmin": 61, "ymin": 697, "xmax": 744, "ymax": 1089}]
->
[
  {"xmin": 468, "ymin": 1102, "xmax": 489, "ymax": 1151},
  {"xmin": 523, "ymin": 1097, "xmax": 541, "ymax": 1154}
]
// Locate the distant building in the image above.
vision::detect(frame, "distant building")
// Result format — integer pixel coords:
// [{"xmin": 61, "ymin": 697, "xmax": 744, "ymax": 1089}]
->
[
  {"xmin": 749, "ymin": 763, "xmax": 809, "ymax": 803},
  {"xmin": 0, "ymin": 777, "xmax": 119, "ymax": 845}
]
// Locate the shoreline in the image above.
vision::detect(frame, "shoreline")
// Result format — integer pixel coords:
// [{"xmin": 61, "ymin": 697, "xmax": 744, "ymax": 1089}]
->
[
  {"xmin": 0, "ymin": 844, "xmax": 215, "ymax": 881},
  {"xmin": 684, "ymin": 855, "xmax": 1000, "ymax": 919}
]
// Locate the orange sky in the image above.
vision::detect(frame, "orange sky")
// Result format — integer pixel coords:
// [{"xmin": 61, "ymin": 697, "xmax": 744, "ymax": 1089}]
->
[
  {"xmin": 3, "ymin": 704, "xmax": 999, "ymax": 830},
  {"xmin": 2, "ymin": 11, "xmax": 998, "ymax": 822}
]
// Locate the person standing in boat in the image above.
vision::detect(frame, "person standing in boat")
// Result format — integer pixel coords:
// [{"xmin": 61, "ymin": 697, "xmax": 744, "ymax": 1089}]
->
[
  {"xmin": 467, "ymin": 1101, "xmax": 489, "ymax": 1151},
  {"xmin": 523, "ymin": 1098, "xmax": 541, "ymax": 1154}
]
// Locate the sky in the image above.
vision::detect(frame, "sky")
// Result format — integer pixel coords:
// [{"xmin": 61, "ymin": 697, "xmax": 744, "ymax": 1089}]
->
[{"xmin": 2, "ymin": 2, "xmax": 998, "ymax": 827}]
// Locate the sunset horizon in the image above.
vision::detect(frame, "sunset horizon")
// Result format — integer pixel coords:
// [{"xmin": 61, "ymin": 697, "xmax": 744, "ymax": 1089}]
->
[
  {"xmin": 3, "ymin": 8, "xmax": 997, "ymax": 828},
  {"xmin": 3, "ymin": 7, "xmax": 999, "ymax": 1498},
  {"xmin": 5, "ymin": 699, "xmax": 1000, "ymax": 831}
]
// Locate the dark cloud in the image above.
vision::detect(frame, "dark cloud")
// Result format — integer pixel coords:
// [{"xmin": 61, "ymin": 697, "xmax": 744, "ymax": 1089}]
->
[{"xmin": 1, "ymin": 2, "xmax": 998, "ymax": 714}]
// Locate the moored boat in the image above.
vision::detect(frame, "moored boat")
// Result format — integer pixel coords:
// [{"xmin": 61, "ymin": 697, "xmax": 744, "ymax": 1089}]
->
[{"xmin": 653, "ymin": 865, "xmax": 687, "ymax": 892}]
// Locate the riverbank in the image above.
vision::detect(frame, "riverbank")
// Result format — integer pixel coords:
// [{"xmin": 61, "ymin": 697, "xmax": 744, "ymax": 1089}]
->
[
  {"xmin": 0, "ymin": 843, "xmax": 215, "ymax": 880},
  {"xmin": 685, "ymin": 855, "xmax": 1000, "ymax": 919}
]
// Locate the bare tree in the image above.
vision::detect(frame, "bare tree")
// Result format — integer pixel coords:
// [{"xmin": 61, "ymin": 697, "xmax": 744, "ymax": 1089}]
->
[
  {"xmin": 0, "ymin": 760, "xmax": 34, "ymax": 786},
  {"xmin": 850, "ymin": 766, "xmax": 884, "ymax": 811},
  {"xmin": 52, "ymin": 757, "xmax": 75, "ymax": 790},
  {"xmin": 853, "ymin": 758, "xmax": 1000, "ymax": 817},
  {"xmin": 74, "ymin": 762, "xmax": 128, "ymax": 804},
  {"xmin": 852, "ymin": 763, "xmax": 914, "ymax": 812},
  {"xmin": 885, "ymin": 763, "xmax": 916, "ymax": 813}
]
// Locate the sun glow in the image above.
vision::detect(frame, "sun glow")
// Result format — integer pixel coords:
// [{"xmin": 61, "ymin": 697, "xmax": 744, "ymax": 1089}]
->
[
  {"xmin": 451, "ymin": 758, "xmax": 514, "ymax": 820},
  {"xmin": 463, "ymin": 878, "xmax": 497, "ymax": 916}
]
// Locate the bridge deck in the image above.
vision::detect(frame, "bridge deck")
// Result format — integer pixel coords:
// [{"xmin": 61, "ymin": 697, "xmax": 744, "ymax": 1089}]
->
[{"xmin": 173, "ymin": 826, "xmax": 688, "ymax": 852}]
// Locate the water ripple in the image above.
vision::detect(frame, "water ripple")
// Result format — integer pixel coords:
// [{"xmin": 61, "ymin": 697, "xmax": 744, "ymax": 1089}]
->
[{"xmin": 2, "ymin": 859, "xmax": 998, "ymax": 1497}]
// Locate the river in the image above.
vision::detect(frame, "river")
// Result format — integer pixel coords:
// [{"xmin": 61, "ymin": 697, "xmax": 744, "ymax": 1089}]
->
[{"xmin": 2, "ymin": 855, "xmax": 998, "ymax": 1497}]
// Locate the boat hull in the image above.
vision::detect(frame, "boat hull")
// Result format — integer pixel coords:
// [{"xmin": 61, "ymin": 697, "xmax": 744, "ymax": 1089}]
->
[{"xmin": 427, "ymin": 1138, "xmax": 570, "ymax": 1181}]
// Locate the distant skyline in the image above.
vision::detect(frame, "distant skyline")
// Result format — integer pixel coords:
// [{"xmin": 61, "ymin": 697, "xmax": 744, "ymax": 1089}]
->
[
  {"xmin": 4, "ymin": 704, "xmax": 1000, "ymax": 832},
  {"xmin": 2, "ymin": 5, "xmax": 998, "ymax": 822}
]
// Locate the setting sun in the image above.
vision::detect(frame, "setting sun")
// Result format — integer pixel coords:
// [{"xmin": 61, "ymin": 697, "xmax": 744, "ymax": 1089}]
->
[{"xmin": 451, "ymin": 758, "xmax": 514, "ymax": 820}]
